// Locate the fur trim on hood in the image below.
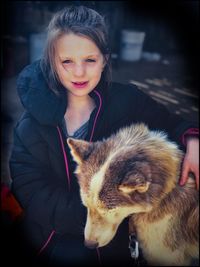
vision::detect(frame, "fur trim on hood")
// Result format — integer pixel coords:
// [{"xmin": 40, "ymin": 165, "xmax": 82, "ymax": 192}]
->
[{"xmin": 16, "ymin": 60, "xmax": 67, "ymax": 126}]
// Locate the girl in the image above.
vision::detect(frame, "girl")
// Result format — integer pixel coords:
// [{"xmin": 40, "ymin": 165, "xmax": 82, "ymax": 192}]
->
[{"xmin": 9, "ymin": 5, "xmax": 199, "ymax": 267}]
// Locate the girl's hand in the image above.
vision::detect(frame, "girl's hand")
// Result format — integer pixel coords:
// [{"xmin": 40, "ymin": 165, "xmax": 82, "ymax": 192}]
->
[{"xmin": 179, "ymin": 137, "xmax": 199, "ymax": 190}]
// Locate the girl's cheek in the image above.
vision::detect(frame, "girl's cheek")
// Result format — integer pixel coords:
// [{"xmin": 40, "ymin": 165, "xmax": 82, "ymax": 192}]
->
[{"xmin": 88, "ymin": 64, "xmax": 103, "ymax": 72}]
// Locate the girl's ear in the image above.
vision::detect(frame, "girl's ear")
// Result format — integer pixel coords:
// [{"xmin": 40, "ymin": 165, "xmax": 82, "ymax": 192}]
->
[{"xmin": 67, "ymin": 138, "xmax": 93, "ymax": 164}]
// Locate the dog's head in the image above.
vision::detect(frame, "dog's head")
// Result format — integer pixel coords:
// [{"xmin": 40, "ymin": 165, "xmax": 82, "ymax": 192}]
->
[{"xmin": 67, "ymin": 123, "xmax": 183, "ymax": 248}]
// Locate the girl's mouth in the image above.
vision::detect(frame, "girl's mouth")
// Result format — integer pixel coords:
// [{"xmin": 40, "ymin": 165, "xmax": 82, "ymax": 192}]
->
[{"xmin": 71, "ymin": 81, "xmax": 89, "ymax": 89}]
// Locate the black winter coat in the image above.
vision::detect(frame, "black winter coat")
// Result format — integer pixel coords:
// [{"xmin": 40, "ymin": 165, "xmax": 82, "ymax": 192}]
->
[{"xmin": 9, "ymin": 60, "xmax": 197, "ymax": 262}]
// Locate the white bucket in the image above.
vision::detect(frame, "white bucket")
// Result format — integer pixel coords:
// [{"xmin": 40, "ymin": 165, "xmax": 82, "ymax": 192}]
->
[
  {"xmin": 120, "ymin": 30, "xmax": 145, "ymax": 61},
  {"xmin": 29, "ymin": 33, "xmax": 47, "ymax": 63}
]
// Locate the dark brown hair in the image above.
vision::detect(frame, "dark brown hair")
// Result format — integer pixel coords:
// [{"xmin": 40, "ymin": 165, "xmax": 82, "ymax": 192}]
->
[{"xmin": 40, "ymin": 5, "xmax": 111, "ymax": 94}]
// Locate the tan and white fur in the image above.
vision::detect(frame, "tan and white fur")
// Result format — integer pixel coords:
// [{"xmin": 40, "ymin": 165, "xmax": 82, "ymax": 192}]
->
[{"xmin": 67, "ymin": 123, "xmax": 199, "ymax": 266}]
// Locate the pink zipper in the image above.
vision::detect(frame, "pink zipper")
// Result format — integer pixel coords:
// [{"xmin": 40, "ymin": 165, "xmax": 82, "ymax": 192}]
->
[
  {"xmin": 90, "ymin": 90, "xmax": 102, "ymax": 142},
  {"xmin": 37, "ymin": 229, "xmax": 55, "ymax": 256},
  {"xmin": 57, "ymin": 126, "xmax": 71, "ymax": 190}
]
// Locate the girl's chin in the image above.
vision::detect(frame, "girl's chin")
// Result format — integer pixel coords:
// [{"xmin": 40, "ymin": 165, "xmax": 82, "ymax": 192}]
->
[{"xmin": 67, "ymin": 88, "xmax": 93, "ymax": 97}]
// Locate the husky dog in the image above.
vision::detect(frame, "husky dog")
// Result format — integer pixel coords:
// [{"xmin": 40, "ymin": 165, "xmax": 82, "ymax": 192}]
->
[{"xmin": 67, "ymin": 123, "xmax": 199, "ymax": 266}]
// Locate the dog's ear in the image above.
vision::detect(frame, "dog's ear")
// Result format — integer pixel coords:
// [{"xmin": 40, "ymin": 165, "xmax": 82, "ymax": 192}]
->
[
  {"xmin": 118, "ymin": 162, "xmax": 151, "ymax": 194},
  {"xmin": 118, "ymin": 180, "xmax": 150, "ymax": 194},
  {"xmin": 67, "ymin": 138, "xmax": 93, "ymax": 164}
]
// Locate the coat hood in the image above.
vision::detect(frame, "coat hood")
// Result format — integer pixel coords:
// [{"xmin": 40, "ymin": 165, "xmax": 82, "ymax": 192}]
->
[{"xmin": 17, "ymin": 60, "xmax": 67, "ymax": 126}]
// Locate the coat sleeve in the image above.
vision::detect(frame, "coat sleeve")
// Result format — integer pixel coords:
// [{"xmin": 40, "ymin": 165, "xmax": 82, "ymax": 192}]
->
[{"xmin": 9, "ymin": 120, "xmax": 86, "ymax": 248}]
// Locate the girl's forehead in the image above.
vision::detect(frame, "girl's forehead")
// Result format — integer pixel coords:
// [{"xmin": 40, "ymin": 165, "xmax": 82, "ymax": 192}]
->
[{"xmin": 55, "ymin": 33, "xmax": 102, "ymax": 57}]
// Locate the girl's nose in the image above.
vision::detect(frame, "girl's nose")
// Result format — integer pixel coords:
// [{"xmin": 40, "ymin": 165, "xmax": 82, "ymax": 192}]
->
[{"xmin": 73, "ymin": 64, "xmax": 85, "ymax": 77}]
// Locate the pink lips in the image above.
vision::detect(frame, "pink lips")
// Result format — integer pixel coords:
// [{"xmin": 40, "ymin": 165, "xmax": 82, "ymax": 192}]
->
[{"xmin": 71, "ymin": 81, "xmax": 89, "ymax": 89}]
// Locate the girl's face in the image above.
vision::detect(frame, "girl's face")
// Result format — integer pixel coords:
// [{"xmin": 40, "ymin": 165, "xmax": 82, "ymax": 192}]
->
[{"xmin": 55, "ymin": 33, "xmax": 106, "ymax": 97}]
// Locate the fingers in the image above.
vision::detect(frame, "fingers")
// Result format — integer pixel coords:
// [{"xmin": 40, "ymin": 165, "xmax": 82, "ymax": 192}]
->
[
  {"xmin": 179, "ymin": 160, "xmax": 190, "ymax": 186},
  {"xmin": 195, "ymin": 173, "xmax": 199, "ymax": 190},
  {"xmin": 180, "ymin": 158, "xmax": 199, "ymax": 190}
]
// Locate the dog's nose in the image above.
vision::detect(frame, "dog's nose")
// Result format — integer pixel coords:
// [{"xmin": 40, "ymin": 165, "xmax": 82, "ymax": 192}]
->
[{"xmin": 84, "ymin": 239, "xmax": 99, "ymax": 249}]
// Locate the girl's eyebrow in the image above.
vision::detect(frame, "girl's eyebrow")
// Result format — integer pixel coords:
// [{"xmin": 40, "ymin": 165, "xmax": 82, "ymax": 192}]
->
[
  {"xmin": 85, "ymin": 54, "xmax": 100, "ymax": 58},
  {"xmin": 60, "ymin": 54, "xmax": 100, "ymax": 60}
]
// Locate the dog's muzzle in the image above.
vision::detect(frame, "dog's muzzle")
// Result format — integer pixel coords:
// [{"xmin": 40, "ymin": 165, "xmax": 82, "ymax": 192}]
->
[{"xmin": 84, "ymin": 239, "xmax": 99, "ymax": 249}]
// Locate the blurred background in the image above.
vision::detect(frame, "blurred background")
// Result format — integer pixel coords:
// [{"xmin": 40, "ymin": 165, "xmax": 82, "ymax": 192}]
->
[{"xmin": 1, "ymin": 1, "xmax": 199, "ymax": 186}]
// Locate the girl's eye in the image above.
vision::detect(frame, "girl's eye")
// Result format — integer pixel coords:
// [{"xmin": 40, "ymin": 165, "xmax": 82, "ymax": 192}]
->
[
  {"xmin": 86, "ymin": 59, "xmax": 96, "ymax": 63},
  {"xmin": 63, "ymin": 60, "xmax": 72, "ymax": 64}
]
